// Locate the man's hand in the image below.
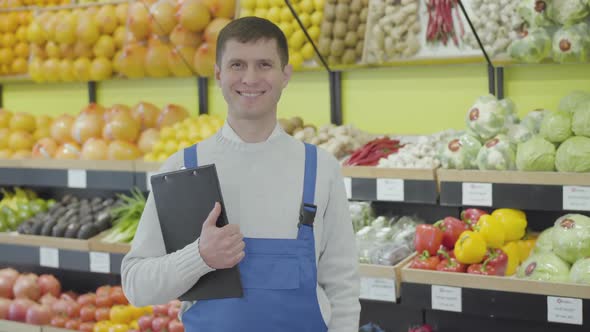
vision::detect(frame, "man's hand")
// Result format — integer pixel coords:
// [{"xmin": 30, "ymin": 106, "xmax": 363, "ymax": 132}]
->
[{"xmin": 198, "ymin": 202, "xmax": 245, "ymax": 269}]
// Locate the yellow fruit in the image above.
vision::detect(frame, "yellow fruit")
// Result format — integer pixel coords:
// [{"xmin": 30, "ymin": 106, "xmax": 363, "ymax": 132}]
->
[
  {"xmin": 280, "ymin": 7, "xmax": 292, "ymax": 22},
  {"xmin": 170, "ymin": 25, "xmax": 202, "ymax": 47},
  {"xmin": 30, "ymin": 44, "xmax": 46, "ymax": 60},
  {"xmin": 90, "ymin": 57, "xmax": 112, "ymax": 81},
  {"xmin": 73, "ymin": 57, "xmax": 91, "ymax": 81},
  {"xmin": 16, "ymin": 26, "xmax": 26, "ymax": 42},
  {"xmin": 267, "ymin": 7, "xmax": 280, "ymax": 22},
  {"xmin": 143, "ymin": 152, "xmax": 157, "ymax": 162},
  {"xmin": 269, "ymin": 0, "xmax": 282, "ymax": 6},
  {"xmin": 241, "ymin": 0, "xmax": 256, "ymax": 10},
  {"xmin": 310, "ymin": 11, "xmax": 322, "ymax": 26},
  {"xmin": 2, "ymin": 33, "xmax": 16, "ymax": 48},
  {"xmin": 27, "ymin": 22, "xmax": 47, "ymax": 45},
  {"xmin": 164, "ymin": 139, "xmax": 178, "ymax": 154},
  {"xmin": 152, "ymin": 140, "xmax": 165, "ymax": 153},
  {"xmin": 256, "ymin": 0, "xmax": 269, "ymax": 9},
  {"xmin": 59, "ymin": 43, "xmax": 75, "ymax": 60},
  {"xmin": 120, "ymin": 43, "xmax": 147, "ymax": 79},
  {"xmin": 240, "ymin": 9, "xmax": 254, "ymax": 17},
  {"xmin": 93, "ymin": 35, "xmax": 116, "ymax": 58},
  {"xmin": 157, "ymin": 152, "xmax": 168, "ymax": 161},
  {"xmin": 9, "ymin": 130, "xmax": 35, "ymax": 150},
  {"xmin": 95, "ymin": 5, "xmax": 118, "ymax": 34},
  {"xmin": 73, "ymin": 41, "xmax": 93, "ymax": 58},
  {"xmin": 113, "ymin": 26, "xmax": 126, "ymax": 49},
  {"xmin": 175, "ymin": 128, "xmax": 189, "ymax": 141},
  {"xmin": 149, "ymin": 0, "xmax": 177, "ymax": 36},
  {"xmin": 169, "ymin": 46, "xmax": 196, "ymax": 77},
  {"xmin": 11, "ymin": 57, "xmax": 27, "ymax": 73},
  {"xmin": 298, "ymin": 13, "xmax": 311, "ymax": 28},
  {"xmin": 301, "ymin": 42, "xmax": 314, "ymax": 60},
  {"xmin": 115, "ymin": 3, "xmax": 129, "ymax": 25},
  {"xmin": 112, "ymin": 50, "xmax": 124, "ymax": 73},
  {"xmin": 299, "ymin": 0, "xmax": 313, "ymax": 13},
  {"xmin": 289, "ymin": 30, "xmax": 305, "ymax": 50},
  {"xmin": 278, "ymin": 22, "xmax": 294, "ymax": 38},
  {"xmin": 145, "ymin": 41, "xmax": 170, "ymax": 78},
  {"xmin": 254, "ymin": 8, "xmax": 267, "ymax": 19},
  {"xmin": 290, "ymin": 51, "xmax": 303, "ymax": 68},
  {"xmin": 58, "ymin": 59, "xmax": 75, "ymax": 81},
  {"xmin": 28, "ymin": 57, "xmax": 44, "ymax": 82},
  {"xmin": 45, "ymin": 41, "xmax": 60, "ymax": 59},
  {"xmin": 76, "ymin": 14, "xmax": 100, "ymax": 45},
  {"xmin": 43, "ymin": 58, "xmax": 60, "ymax": 82},
  {"xmin": 128, "ymin": 2, "xmax": 150, "ymax": 41},
  {"xmin": 14, "ymin": 42, "xmax": 28, "ymax": 58},
  {"xmin": 0, "ymin": 128, "xmax": 10, "ymax": 149},
  {"xmin": 0, "ymin": 48, "xmax": 14, "ymax": 65},
  {"xmin": 178, "ymin": 0, "xmax": 211, "ymax": 33},
  {"xmin": 159, "ymin": 127, "xmax": 174, "ymax": 140},
  {"xmin": 193, "ymin": 42, "xmax": 215, "ymax": 77},
  {"xmin": 0, "ymin": 13, "xmax": 17, "ymax": 32},
  {"xmin": 313, "ymin": 0, "xmax": 324, "ymax": 10},
  {"xmin": 54, "ymin": 13, "xmax": 77, "ymax": 45}
]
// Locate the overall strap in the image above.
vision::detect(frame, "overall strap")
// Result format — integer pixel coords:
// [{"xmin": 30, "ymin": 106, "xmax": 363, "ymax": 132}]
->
[
  {"xmin": 300, "ymin": 143, "xmax": 317, "ymax": 226},
  {"xmin": 183, "ymin": 144, "xmax": 198, "ymax": 168}
]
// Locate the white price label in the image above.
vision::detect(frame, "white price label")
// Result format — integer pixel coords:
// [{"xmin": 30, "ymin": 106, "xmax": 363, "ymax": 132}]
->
[
  {"xmin": 343, "ymin": 177, "xmax": 352, "ymax": 199},
  {"xmin": 360, "ymin": 278, "xmax": 397, "ymax": 302},
  {"xmin": 90, "ymin": 252, "xmax": 110, "ymax": 273},
  {"xmin": 547, "ymin": 296, "xmax": 583, "ymax": 325},
  {"xmin": 39, "ymin": 247, "xmax": 59, "ymax": 268},
  {"xmin": 376, "ymin": 179, "xmax": 404, "ymax": 202},
  {"xmin": 432, "ymin": 285, "xmax": 462, "ymax": 312},
  {"xmin": 146, "ymin": 172, "xmax": 157, "ymax": 192},
  {"xmin": 68, "ymin": 169, "xmax": 87, "ymax": 188},
  {"xmin": 563, "ymin": 186, "xmax": 590, "ymax": 211},
  {"xmin": 462, "ymin": 182, "xmax": 492, "ymax": 207}
]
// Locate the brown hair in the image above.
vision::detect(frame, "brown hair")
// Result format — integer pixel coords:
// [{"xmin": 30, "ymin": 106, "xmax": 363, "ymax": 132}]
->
[{"xmin": 216, "ymin": 16, "xmax": 289, "ymax": 68}]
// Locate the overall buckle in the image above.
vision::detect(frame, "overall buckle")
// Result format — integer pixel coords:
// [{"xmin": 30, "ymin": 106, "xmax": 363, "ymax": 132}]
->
[{"xmin": 299, "ymin": 203, "xmax": 317, "ymax": 227}]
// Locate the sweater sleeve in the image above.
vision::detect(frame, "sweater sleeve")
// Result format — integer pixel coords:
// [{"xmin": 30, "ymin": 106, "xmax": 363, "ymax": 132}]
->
[
  {"xmin": 317, "ymin": 158, "xmax": 361, "ymax": 332},
  {"xmin": 121, "ymin": 152, "xmax": 215, "ymax": 307}
]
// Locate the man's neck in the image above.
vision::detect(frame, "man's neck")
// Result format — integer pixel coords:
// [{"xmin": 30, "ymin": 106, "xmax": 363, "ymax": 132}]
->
[{"xmin": 226, "ymin": 114, "xmax": 278, "ymax": 143}]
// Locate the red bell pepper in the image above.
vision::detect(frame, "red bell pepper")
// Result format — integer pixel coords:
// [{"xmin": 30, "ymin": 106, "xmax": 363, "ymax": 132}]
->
[
  {"xmin": 436, "ymin": 249, "xmax": 467, "ymax": 273},
  {"xmin": 414, "ymin": 224, "xmax": 443, "ymax": 256},
  {"xmin": 437, "ymin": 245, "xmax": 455, "ymax": 260},
  {"xmin": 467, "ymin": 263, "xmax": 497, "ymax": 275},
  {"xmin": 483, "ymin": 248, "xmax": 509, "ymax": 276},
  {"xmin": 435, "ymin": 216, "xmax": 470, "ymax": 249},
  {"xmin": 460, "ymin": 208, "xmax": 488, "ymax": 228},
  {"xmin": 408, "ymin": 324, "xmax": 434, "ymax": 332},
  {"xmin": 410, "ymin": 251, "xmax": 440, "ymax": 270}
]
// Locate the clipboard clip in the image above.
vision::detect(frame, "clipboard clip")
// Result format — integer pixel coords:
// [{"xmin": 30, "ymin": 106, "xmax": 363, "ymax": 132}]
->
[{"xmin": 299, "ymin": 203, "xmax": 317, "ymax": 227}]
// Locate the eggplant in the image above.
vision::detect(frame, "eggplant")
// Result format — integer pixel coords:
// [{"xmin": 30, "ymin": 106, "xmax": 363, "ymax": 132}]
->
[
  {"xmin": 91, "ymin": 197, "xmax": 103, "ymax": 206},
  {"xmin": 52, "ymin": 223, "xmax": 68, "ymax": 237},
  {"xmin": 102, "ymin": 198, "xmax": 115, "ymax": 207},
  {"xmin": 77, "ymin": 223, "xmax": 99, "ymax": 239},
  {"xmin": 18, "ymin": 223, "xmax": 33, "ymax": 235},
  {"xmin": 41, "ymin": 220, "xmax": 57, "ymax": 237},
  {"xmin": 31, "ymin": 220, "xmax": 44, "ymax": 235},
  {"xmin": 94, "ymin": 218, "xmax": 111, "ymax": 232},
  {"xmin": 64, "ymin": 223, "xmax": 81, "ymax": 238},
  {"xmin": 80, "ymin": 215, "xmax": 94, "ymax": 225}
]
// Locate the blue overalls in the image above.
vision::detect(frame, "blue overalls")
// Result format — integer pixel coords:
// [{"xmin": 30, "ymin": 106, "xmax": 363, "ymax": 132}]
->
[{"xmin": 181, "ymin": 143, "xmax": 329, "ymax": 332}]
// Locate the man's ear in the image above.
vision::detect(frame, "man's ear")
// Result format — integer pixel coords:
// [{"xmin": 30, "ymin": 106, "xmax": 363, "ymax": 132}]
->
[
  {"xmin": 282, "ymin": 63, "xmax": 293, "ymax": 89},
  {"xmin": 214, "ymin": 64, "xmax": 221, "ymax": 87}
]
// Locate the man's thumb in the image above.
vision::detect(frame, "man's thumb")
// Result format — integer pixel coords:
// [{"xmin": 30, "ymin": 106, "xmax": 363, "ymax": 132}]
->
[{"xmin": 203, "ymin": 202, "xmax": 221, "ymax": 228}]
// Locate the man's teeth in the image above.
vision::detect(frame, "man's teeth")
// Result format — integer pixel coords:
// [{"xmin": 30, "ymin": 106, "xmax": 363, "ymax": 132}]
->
[{"xmin": 240, "ymin": 92, "xmax": 263, "ymax": 97}]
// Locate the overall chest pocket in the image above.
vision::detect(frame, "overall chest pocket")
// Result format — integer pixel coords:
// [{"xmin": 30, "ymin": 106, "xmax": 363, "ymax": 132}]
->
[{"xmin": 240, "ymin": 254, "xmax": 300, "ymax": 290}]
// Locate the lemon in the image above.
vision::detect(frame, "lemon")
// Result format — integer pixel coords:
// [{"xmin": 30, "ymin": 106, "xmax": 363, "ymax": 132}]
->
[
  {"xmin": 301, "ymin": 42, "xmax": 314, "ymax": 60},
  {"xmin": 241, "ymin": 0, "xmax": 256, "ymax": 10},
  {"xmin": 255, "ymin": 0, "xmax": 269, "ymax": 9},
  {"xmin": 298, "ymin": 13, "xmax": 311, "ymax": 28},
  {"xmin": 313, "ymin": 0, "xmax": 324, "ymax": 11},
  {"xmin": 299, "ymin": 0, "xmax": 313, "ymax": 13},
  {"xmin": 157, "ymin": 152, "xmax": 169, "ymax": 162},
  {"xmin": 241, "ymin": 8, "xmax": 254, "ymax": 17},
  {"xmin": 143, "ymin": 153, "xmax": 156, "ymax": 162},
  {"xmin": 290, "ymin": 52, "xmax": 304, "ymax": 69},
  {"xmin": 278, "ymin": 22, "xmax": 294, "ymax": 38},
  {"xmin": 310, "ymin": 11, "xmax": 323, "ymax": 26},
  {"xmin": 289, "ymin": 30, "xmax": 305, "ymax": 50},
  {"xmin": 176, "ymin": 129, "xmax": 189, "ymax": 141},
  {"xmin": 280, "ymin": 7, "xmax": 292, "ymax": 22},
  {"xmin": 152, "ymin": 140, "xmax": 166, "ymax": 153},
  {"xmin": 178, "ymin": 140, "xmax": 191, "ymax": 150},
  {"xmin": 267, "ymin": 7, "xmax": 281, "ymax": 22},
  {"xmin": 254, "ymin": 8, "xmax": 268, "ymax": 19},
  {"xmin": 307, "ymin": 26, "xmax": 320, "ymax": 41},
  {"xmin": 189, "ymin": 132, "xmax": 202, "ymax": 143},
  {"xmin": 160, "ymin": 127, "xmax": 175, "ymax": 140},
  {"xmin": 164, "ymin": 140, "xmax": 179, "ymax": 154}
]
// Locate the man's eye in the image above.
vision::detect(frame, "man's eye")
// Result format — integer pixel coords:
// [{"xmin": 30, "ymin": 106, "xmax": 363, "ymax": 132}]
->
[
  {"xmin": 231, "ymin": 63, "xmax": 242, "ymax": 69},
  {"xmin": 260, "ymin": 63, "xmax": 271, "ymax": 68}
]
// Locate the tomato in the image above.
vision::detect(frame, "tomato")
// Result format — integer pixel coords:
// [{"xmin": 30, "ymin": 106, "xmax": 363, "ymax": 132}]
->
[
  {"xmin": 96, "ymin": 295, "xmax": 113, "ymax": 308},
  {"xmin": 50, "ymin": 316, "xmax": 66, "ymax": 327},
  {"xmin": 108, "ymin": 323, "xmax": 128, "ymax": 332},
  {"xmin": 168, "ymin": 305, "xmax": 180, "ymax": 320},
  {"xmin": 61, "ymin": 291, "xmax": 78, "ymax": 302},
  {"xmin": 37, "ymin": 274, "xmax": 61, "ymax": 298},
  {"xmin": 96, "ymin": 286, "xmax": 111, "ymax": 297},
  {"xmin": 25, "ymin": 304, "xmax": 52, "ymax": 325},
  {"xmin": 77, "ymin": 293, "xmax": 97, "ymax": 306},
  {"xmin": 109, "ymin": 290, "xmax": 128, "ymax": 305},
  {"xmin": 79, "ymin": 322, "xmax": 95, "ymax": 332},
  {"xmin": 138, "ymin": 315, "xmax": 154, "ymax": 331},
  {"xmin": 109, "ymin": 286, "xmax": 123, "ymax": 295},
  {"xmin": 65, "ymin": 318, "xmax": 81, "ymax": 330},
  {"xmin": 168, "ymin": 319, "xmax": 184, "ymax": 332},
  {"xmin": 153, "ymin": 304, "xmax": 168, "ymax": 317},
  {"xmin": 66, "ymin": 301, "xmax": 81, "ymax": 318},
  {"xmin": 110, "ymin": 305, "xmax": 133, "ymax": 324},
  {"xmin": 95, "ymin": 307, "xmax": 110, "ymax": 321},
  {"xmin": 152, "ymin": 316, "xmax": 171, "ymax": 332},
  {"xmin": 80, "ymin": 305, "xmax": 97, "ymax": 322}
]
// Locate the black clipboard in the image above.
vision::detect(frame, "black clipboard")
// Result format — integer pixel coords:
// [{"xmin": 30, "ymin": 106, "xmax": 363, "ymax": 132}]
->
[{"xmin": 150, "ymin": 164, "xmax": 243, "ymax": 301}]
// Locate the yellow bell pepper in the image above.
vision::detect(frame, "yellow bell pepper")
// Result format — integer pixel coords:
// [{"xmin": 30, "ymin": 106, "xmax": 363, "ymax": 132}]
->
[
  {"xmin": 93, "ymin": 321, "xmax": 112, "ymax": 332},
  {"xmin": 516, "ymin": 239, "xmax": 536, "ymax": 262},
  {"xmin": 454, "ymin": 231, "xmax": 487, "ymax": 264},
  {"xmin": 501, "ymin": 241, "xmax": 520, "ymax": 276},
  {"xmin": 110, "ymin": 305, "xmax": 133, "ymax": 324},
  {"xmin": 475, "ymin": 214, "xmax": 505, "ymax": 248},
  {"xmin": 108, "ymin": 324, "xmax": 129, "ymax": 332},
  {"xmin": 492, "ymin": 208, "xmax": 527, "ymax": 242},
  {"xmin": 130, "ymin": 320, "xmax": 140, "ymax": 330}
]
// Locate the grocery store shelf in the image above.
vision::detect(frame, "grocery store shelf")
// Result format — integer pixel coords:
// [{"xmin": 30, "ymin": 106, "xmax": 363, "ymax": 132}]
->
[
  {"xmin": 438, "ymin": 169, "xmax": 590, "ymax": 211},
  {"xmin": 0, "ymin": 232, "xmax": 89, "ymax": 251},
  {"xmin": 89, "ymin": 231, "xmax": 131, "ymax": 254},
  {"xmin": 342, "ymin": 167, "xmax": 438, "ymax": 204},
  {"xmin": 0, "ymin": 320, "xmax": 41, "ymax": 332}
]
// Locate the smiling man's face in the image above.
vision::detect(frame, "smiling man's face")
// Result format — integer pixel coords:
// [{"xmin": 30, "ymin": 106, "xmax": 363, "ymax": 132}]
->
[{"xmin": 215, "ymin": 38, "xmax": 292, "ymax": 121}]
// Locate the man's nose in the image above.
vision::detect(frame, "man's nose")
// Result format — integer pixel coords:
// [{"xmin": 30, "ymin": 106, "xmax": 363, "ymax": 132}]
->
[{"xmin": 241, "ymin": 67, "xmax": 259, "ymax": 84}]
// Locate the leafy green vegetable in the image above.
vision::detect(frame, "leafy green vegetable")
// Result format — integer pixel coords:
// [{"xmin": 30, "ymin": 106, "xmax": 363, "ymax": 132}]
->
[
  {"xmin": 518, "ymin": 0, "xmax": 555, "ymax": 27},
  {"xmin": 533, "ymin": 227, "xmax": 554, "ymax": 254},
  {"xmin": 552, "ymin": 214, "xmax": 590, "ymax": 264},
  {"xmin": 522, "ymin": 109, "xmax": 551, "ymax": 134},
  {"xmin": 102, "ymin": 188, "xmax": 146, "ymax": 244},
  {"xmin": 540, "ymin": 111, "xmax": 573, "ymax": 143},
  {"xmin": 547, "ymin": 0, "xmax": 590, "ymax": 25},
  {"xmin": 569, "ymin": 258, "xmax": 590, "ymax": 284},
  {"xmin": 517, "ymin": 252, "xmax": 571, "ymax": 282},
  {"xmin": 552, "ymin": 23, "xmax": 590, "ymax": 64},
  {"xmin": 508, "ymin": 124, "xmax": 534, "ymax": 145},
  {"xmin": 558, "ymin": 91, "xmax": 590, "ymax": 114},
  {"xmin": 465, "ymin": 95, "xmax": 509, "ymax": 141},
  {"xmin": 516, "ymin": 136, "xmax": 556, "ymax": 171},
  {"xmin": 555, "ymin": 136, "xmax": 590, "ymax": 172},
  {"xmin": 509, "ymin": 28, "xmax": 552, "ymax": 63},
  {"xmin": 572, "ymin": 107, "xmax": 590, "ymax": 137},
  {"xmin": 476, "ymin": 135, "xmax": 516, "ymax": 170},
  {"xmin": 439, "ymin": 133, "xmax": 482, "ymax": 169}
]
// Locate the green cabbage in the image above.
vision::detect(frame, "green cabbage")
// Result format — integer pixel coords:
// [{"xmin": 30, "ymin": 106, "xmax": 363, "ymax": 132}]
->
[
  {"xmin": 547, "ymin": 0, "xmax": 590, "ymax": 25},
  {"xmin": 533, "ymin": 227, "xmax": 554, "ymax": 254},
  {"xmin": 466, "ymin": 95, "xmax": 508, "ymax": 141},
  {"xmin": 517, "ymin": 252, "xmax": 571, "ymax": 282},
  {"xmin": 540, "ymin": 111, "xmax": 573, "ymax": 143},
  {"xmin": 500, "ymin": 98, "xmax": 519, "ymax": 125},
  {"xmin": 518, "ymin": 0, "xmax": 555, "ymax": 27},
  {"xmin": 439, "ymin": 134, "xmax": 482, "ymax": 170},
  {"xmin": 552, "ymin": 23, "xmax": 590, "ymax": 64},
  {"xmin": 522, "ymin": 109, "xmax": 551, "ymax": 134},
  {"xmin": 572, "ymin": 108, "xmax": 590, "ymax": 137},
  {"xmin": 476, "ymin": 135, "xmax": 517, "ymax": 170},
  {"xmin": 508, "ymin": 124, "xmax": 534, "ymax": 145},
  {"xmin": 552, "ymin": 214, "xmax": 590, "ymax": 264},
  {"xmin": 558, "ymin": 90, "xmax": 590, "ymax": 114},
  {"xmin": 555, "ymin": 136, "xmax": 590, "ymax": 172},
  {"xmin": 569, "ymin": 258, "xmax": 590, "ymax": 284},
  {"xmin": 509, "ymin": 28, "xmax": 552, "ymax": 63},
  {"xmin": 516, "ymin": 136, "xmax": 556, "ymax": 171}
]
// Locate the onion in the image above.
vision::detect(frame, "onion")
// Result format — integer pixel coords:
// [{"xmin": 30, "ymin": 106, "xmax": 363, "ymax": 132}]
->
[
  {"xmin": 26, "ymin": 304, "xmax": 52, "ymax": 325},
  {"xmin": 37, "ymin": 274, "xmax": 61, "ymax": 297},
  {"xmin": 40, "ymin": 293, "xmax": 58, "ymax": 306},
  {"xmin": 0, "ymin": 298, "xmax": 11, "ymax": 319},
  {"xmin": 0, "ymin": 268, "xmax": 19, "ymax": 281},
  {"xmin": 0, "ymin": 276, "xmax": 15, "ymax": 299},
  {"xmin": 13, "ymin": 274, "xmax": 41, "ymax": 301},
  {"xmin": 52, "ymin": 299, "xmax": 70, "ymax": 316},
  {"xmin": 8, "ymin": 298, "xmax": 35, "ymax": 322}
]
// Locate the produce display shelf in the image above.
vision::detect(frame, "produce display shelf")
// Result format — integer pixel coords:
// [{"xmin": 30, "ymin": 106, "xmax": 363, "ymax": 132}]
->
[
  {"xmin": 0, "ymin": 233, "xmax": 125, "ymax": 274},
  {"xmin": 133, "ymin": 161, "xmax": 162, "ymax": 192},
  {"xmin": 329, "ymin": 55, "xmax": 487, "ymax": 72},
  {"xmin": 400, "ymin": 263, "xmax": 590, "ymax": 328},
  {"xmin": 358, "ymin": 254, "xmax": 415, "ymax": 304},
  {"xmin": 0, "ymin": 320, "xmax": 41, "ymax": 332},
  {"xmin": 0, "ymin": 74, "xmax": 31, "ymax": 83},
  {"xmin": 437, "ymin": 169, "xmax": 590, "ymax": 211},
  {"xmin": 342, "ymin": 167, "xmax": 438, "ymax": 204},
  {"xmin": 0, "ymin": 159, "xmax": 136, "ymax": 191}
]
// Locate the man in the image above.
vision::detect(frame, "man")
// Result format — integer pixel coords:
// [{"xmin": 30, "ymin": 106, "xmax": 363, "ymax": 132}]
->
[{"xmin": 121, "ymin": 16, "xmax": 360, "ymax": 331}]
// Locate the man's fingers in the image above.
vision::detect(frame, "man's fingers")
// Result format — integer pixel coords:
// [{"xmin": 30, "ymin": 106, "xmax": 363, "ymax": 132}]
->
[
  {"xmin": 227, "ymin": 240, "xmax": 246, "ymax": 257},
  {"xmin": 202, "ymin": 202, "xmax": 221, "ymax": 229},
  {"xmin": 220, "ymin": 224, "xmax": 241, "ymax": 236}
]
